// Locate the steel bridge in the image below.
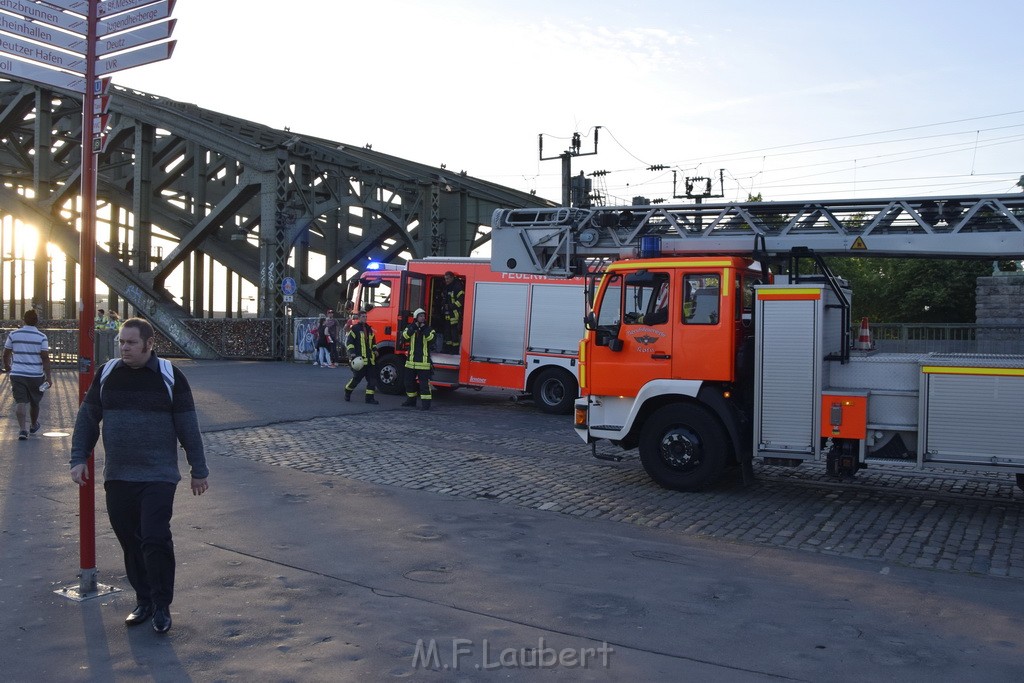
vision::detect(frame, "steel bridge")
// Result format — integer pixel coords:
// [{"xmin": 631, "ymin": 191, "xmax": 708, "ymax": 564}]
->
[{"xmin": 0, "ymin": 78, "xmax": 550, "ymax": 358}]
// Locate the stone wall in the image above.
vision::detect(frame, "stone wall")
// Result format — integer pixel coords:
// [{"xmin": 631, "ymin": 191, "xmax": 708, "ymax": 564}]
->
[
  {"xmin": 976, "ymin": 273, "xmax": 1024, "ymax": 324},
  {"xmin": 975, "ymin": 273, "xmax": 1024, "ymax": 353}
]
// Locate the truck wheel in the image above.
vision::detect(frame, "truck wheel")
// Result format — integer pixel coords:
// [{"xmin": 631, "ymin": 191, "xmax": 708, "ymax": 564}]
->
[
  {"xmin": 533, "ymin": 367, "xmax": 578, "ymax": 415},
  {"xmin": 639, "ymin": 403, "xmax": 729, "ymax": 491},
  {"xmin": 376, "ymin": 353, "xmax": 405, "ymax": 395}
]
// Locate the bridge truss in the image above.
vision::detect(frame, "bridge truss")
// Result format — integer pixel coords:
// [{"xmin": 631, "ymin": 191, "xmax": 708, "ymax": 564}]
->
[{"xmin": 0, "ymin": 79, "xmax": 549, "ymax": 358}]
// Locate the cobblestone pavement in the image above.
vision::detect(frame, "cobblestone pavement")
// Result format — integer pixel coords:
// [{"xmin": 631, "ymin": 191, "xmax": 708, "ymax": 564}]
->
[{"xmin": 204, "ymin": 395, "xmax": 1024, "ymax": 580}]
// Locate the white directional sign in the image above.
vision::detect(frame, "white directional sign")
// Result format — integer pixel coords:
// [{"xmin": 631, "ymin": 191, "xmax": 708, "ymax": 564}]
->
[
  {"xmin": 98, "ymin": 0, "xmax": 163, "ymax": 18},
  {"xmin": 0, "ymin": 0, "xmax": 88, "ymax": 35},
  {"xmin": 38, "ymin": 1, "xmax": 90, "ymax": 13},
  {"xmin": 0, "ymin": 32, "xmax": 85, "ymax": 73},
  {"xmin": 0, "ymin": 55, "xmax": 87, "ymax": 92},
  {"xmin": 97, "ymin": 18, "xmax": 174, "ymax": 57},
  {"xmin": 0, "ymin": 11, "xmax": 87, "ymax": 53},
  {"xmin": 96, "ymin": 39, "xmax": 173, "ymax": 75},
  {"xmin": 97, "ymin": 0, "xmax": 174, "ymax": 37}
]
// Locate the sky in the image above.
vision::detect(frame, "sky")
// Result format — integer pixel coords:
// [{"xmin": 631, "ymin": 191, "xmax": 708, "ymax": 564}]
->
[{"xmin": 104, "ymin": 0, "xmax": 1024, "ymax": 206}]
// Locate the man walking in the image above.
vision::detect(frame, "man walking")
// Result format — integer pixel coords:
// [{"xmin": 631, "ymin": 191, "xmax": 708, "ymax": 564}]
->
[
  {"xmin": 69, "ymin": 317, "xmax": 209, "ymax": 634},
  {"xmin": 402, "ymin": 307, "xmax": 435, "ymax": 410},
  {"xmin": 3, "ymin": 309, "xmax": 52, "ymax": 440},
  {"xmin": 344, "ymin": 310, "xmax": 379, "ymax": 404}
]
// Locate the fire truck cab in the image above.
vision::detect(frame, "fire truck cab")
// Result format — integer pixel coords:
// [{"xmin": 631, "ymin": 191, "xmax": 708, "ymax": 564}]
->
[{"xmin": 580, "ymin": 256, "xmax": 765, "ymax": 488}]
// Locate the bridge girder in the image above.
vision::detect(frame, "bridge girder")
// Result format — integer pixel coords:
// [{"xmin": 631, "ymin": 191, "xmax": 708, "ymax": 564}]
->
[{"xmin": 0, "ymin": 80, "xmax": 551, "ymax": 358}]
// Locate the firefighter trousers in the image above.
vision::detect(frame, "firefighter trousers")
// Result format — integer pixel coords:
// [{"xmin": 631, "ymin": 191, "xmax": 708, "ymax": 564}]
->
[
  {"xmin": 405, "ymin": 367, "xmax": 432, "ymax": 401},
  {"xmin": 346, "ymin": 363, "xmax": 378, "ymax": 394}
]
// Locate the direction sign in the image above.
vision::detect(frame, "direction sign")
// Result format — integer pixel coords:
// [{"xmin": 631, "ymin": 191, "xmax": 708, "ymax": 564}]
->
[
  {"xmin": 281, "ymin": 277, "xmax": 298, "ymax": 296},
  {"xmin": 0, "ymin": 0, "xmax": 88, "ymax": 36},
  {"xmin": 0, "ymin": 33, "xmax": 85, "ymax": 73},
  {"xmin": 97, "ymin": 18, "xmax": 174, "ymax": 57},
  {"xmin": 97, "ymin": 0, "xmax": 174, "ymax": 37},
  {"xmin": 38, "ymin": 1, "xmax": 89, "ymax": 13},
  {"xmin": 0, "ymin": 55, "xmax": 87, "ymax": 92},
  {"xmin": 98, "ymin": 0, "xmax": 165, "ymax": 17},
  {"xmin": 0, "ymin": 12, "xmax": 87, "ymax": 53},
  {"xmin": 96, "ymin": 39, "xmax": 174, "ymax": 75}
]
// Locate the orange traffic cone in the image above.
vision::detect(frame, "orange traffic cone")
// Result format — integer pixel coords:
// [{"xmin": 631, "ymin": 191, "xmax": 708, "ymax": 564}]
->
[{"xmin": 855, "ymin": 317, "xmax": 873, "ymax": 350}]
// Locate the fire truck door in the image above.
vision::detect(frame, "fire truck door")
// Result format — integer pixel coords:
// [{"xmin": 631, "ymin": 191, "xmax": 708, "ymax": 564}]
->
[
  {"xmin": 398, "ymin": 272, "xmax": 428, "ymax": 332},
  {"xmin": 588, "ymin": 269, "xmax": 674, "ymax": 396}
]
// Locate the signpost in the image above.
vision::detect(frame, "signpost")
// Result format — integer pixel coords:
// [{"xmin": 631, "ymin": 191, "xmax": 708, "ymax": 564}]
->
[{"xmin": 0, "ymin": 0, "xmax": 177, "ymax": 601}]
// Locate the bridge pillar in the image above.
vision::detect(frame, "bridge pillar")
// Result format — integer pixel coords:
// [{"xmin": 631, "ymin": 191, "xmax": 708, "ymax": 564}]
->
[{"xmin": 258, "ymin": 151, "xmax": 290, "ymax": 358}]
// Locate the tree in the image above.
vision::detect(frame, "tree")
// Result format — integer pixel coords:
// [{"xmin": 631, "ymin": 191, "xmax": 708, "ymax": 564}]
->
[{"xmin": 829, "ymin": 257, "xmax": 990, "ymax": 323}]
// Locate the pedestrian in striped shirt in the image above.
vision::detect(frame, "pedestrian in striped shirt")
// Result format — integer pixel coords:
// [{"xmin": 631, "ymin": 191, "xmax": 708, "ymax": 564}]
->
[{"xmin": 2, "ymin": 309, "xmax": 52, "ymax": 440}]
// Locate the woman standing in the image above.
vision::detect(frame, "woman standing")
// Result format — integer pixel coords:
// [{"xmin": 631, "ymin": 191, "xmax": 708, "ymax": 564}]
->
[{"xmin": 315, "ymin": 315, "xmax": 335, "ymax": 368}]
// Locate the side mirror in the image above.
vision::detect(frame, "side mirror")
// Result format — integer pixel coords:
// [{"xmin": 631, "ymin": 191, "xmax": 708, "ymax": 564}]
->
[{"xmin": 584, "ymin": 312, "xmax": 597, "ymax": 331}]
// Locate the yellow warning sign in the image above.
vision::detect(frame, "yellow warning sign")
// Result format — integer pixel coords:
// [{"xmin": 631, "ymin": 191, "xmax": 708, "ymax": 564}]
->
[{"xmin": 851, "ymin": 236, "xmax": 867, "ymax": 250}]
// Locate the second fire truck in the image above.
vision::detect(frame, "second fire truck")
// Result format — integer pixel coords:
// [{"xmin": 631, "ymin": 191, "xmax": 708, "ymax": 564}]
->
[
  {"xmin": 347, "ymin": 257, "xmax": 585, "ymax": 413},
  {"xmin": 491, "ymin": 194, "xmax": 1024, "ymax": 492}
]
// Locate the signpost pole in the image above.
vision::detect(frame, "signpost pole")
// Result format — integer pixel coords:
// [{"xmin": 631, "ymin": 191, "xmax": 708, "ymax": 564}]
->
[{"xmin": 76, "ymin": 0, "xmax": 99, "ymax": 598}]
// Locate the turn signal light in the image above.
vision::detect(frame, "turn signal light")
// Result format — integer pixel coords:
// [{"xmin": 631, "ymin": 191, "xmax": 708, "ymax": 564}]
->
[{"xmin": 574, "ymin": 405, "xmax": 588, "ymax": 427}]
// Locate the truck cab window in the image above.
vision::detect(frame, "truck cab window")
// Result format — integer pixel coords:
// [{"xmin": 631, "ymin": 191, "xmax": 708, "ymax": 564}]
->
[
  {"xmin": 624, "ymin": 271, "xmax": 670, "ymax": 325},
  {"xmin": 684, "ymin": 274, "xmax": 720, "ymax": 325},
  {"xmin": 365, "ymin": 279, "xmax": 393, "ymax": 310},
  {"xmin": 596, "ymin": 275, "xmax": 622, "ymax": 327}
]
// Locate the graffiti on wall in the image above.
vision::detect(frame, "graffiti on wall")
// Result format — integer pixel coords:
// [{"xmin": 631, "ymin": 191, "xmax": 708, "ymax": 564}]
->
[{"xmin": 294, "ymin": 317, "xmax": 318, "ymax": 361}]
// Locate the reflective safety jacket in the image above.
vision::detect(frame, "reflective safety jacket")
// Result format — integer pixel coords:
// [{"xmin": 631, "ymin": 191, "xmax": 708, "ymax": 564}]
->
[
  {"xmin": 402, "ymin": 323, "xmax": 435, "ymax": 369},
  {"xmin": 442, "ymin": 281, "xmax": 465, "ymax": 324},
  {"xmin": 346, "ymin": 322, "xmax": 378, "ymax": 363}
]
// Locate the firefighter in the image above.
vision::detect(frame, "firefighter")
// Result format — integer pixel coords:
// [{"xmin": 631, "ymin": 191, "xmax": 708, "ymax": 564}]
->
[
  {"xmin": 344, "ymin": 311, "xmax": 379, "ymax": 404},
  {"xmin": 401, "ymin": 308, "xmax": 435, "ymax": 410},
  {"xmin": 440, "ymin": 271, "xmax": 464, "ymax": 353}
]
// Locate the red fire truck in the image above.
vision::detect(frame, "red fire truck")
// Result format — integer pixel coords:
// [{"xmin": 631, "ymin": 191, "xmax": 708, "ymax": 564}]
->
[
  {"xmin": 491, "ymin": 195, "xmax": 1024, "ymax": 491},
  {"xmin": 346, "ymin": 257, "xmax": 585, "ymax": 413}
]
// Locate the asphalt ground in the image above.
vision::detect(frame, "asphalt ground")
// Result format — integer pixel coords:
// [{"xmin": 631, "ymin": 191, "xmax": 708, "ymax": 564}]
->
[{"xmin": 1, "ymin": 360, "xmax": 1022, "ymax": 681}]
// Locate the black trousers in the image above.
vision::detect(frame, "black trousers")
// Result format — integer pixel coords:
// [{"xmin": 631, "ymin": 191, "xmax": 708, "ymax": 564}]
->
[
  {"xmin": 346, "ymin": 362, "xmax": 378, "ymax": 393},
  {"xmin": 405, "ymin": 367, "xmax": 432, "ymax": 399},
  {"xmin": 105, "ymin": 480, "xmax": 177, "ymax": 608}
]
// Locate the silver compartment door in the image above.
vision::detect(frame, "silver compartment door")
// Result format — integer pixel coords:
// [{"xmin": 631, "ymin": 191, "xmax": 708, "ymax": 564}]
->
[
  {"xmin": 756, "ymin": 298, "xmax": 819, "ymax": 455},
  {"xmin": 528, "ymin": 284, "xmax": 583, "ymax": 354},
  {"xmin": 923, "ymin": 372, "xmax": 1024, "ymax": 466},
  {"xmin": 470, "ymin": 282, "xmax": 529, "ymax": 362}
]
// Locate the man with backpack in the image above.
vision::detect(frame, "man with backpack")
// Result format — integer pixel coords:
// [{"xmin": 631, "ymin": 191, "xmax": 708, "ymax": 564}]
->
[{"xmin": 69, "ymin": 317, "xmax": 209, "ymax": 635}]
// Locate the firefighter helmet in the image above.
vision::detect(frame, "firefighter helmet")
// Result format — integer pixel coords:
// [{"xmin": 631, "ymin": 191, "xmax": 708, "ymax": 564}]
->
[
  {"xmin": 350, "ymin": 356, "xmax": 365, "ymax": 371},
  {"xmin": 413, "ymin": 308, "xmax": 426, "ymax": 319}
]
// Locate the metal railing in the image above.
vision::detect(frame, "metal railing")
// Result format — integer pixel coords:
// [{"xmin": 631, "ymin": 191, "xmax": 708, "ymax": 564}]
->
[{"xmin": 859, "ymin": 323, "xmax": 1024, "ymax": 355}]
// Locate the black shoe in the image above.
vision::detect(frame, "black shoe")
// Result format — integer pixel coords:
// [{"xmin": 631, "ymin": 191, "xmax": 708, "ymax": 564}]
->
[
  {"xmin": 401, "ymin": 398, "xmax": 416, "ymax": 407},
  {"xmin": 152, "ymin": 606, "xmax": 172, "ymax": 634},
  {"xmin": 365, "ymin": 396, "xmax": 379, "ymax": 404},
  {"xmin": 125, "ymin": 603, "xmax": 154, "ymax": 626},
  {"xmin": 344, "ymin": 390, "xmax": 352, "ymax": 402},
  {"xmin": 18, "ymin": 430, "xmax": 28, "ymax": 440}
]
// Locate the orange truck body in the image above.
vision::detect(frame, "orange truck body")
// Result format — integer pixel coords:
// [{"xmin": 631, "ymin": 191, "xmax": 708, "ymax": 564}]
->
[{"xmin": 349, "ymin": 257, "xmax": 585, "ymax": 413}]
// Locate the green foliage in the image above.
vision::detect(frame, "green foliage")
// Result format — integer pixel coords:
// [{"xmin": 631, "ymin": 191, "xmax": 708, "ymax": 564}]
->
[{"xmin": 829, "ymin": 257, "xmax": 991, "ymax": 323}]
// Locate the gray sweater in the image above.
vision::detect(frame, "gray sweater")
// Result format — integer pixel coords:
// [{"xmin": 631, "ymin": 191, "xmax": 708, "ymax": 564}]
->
[{"xmin": 70, "ymin": 354, "xmax": 208, "ymax": 483}]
